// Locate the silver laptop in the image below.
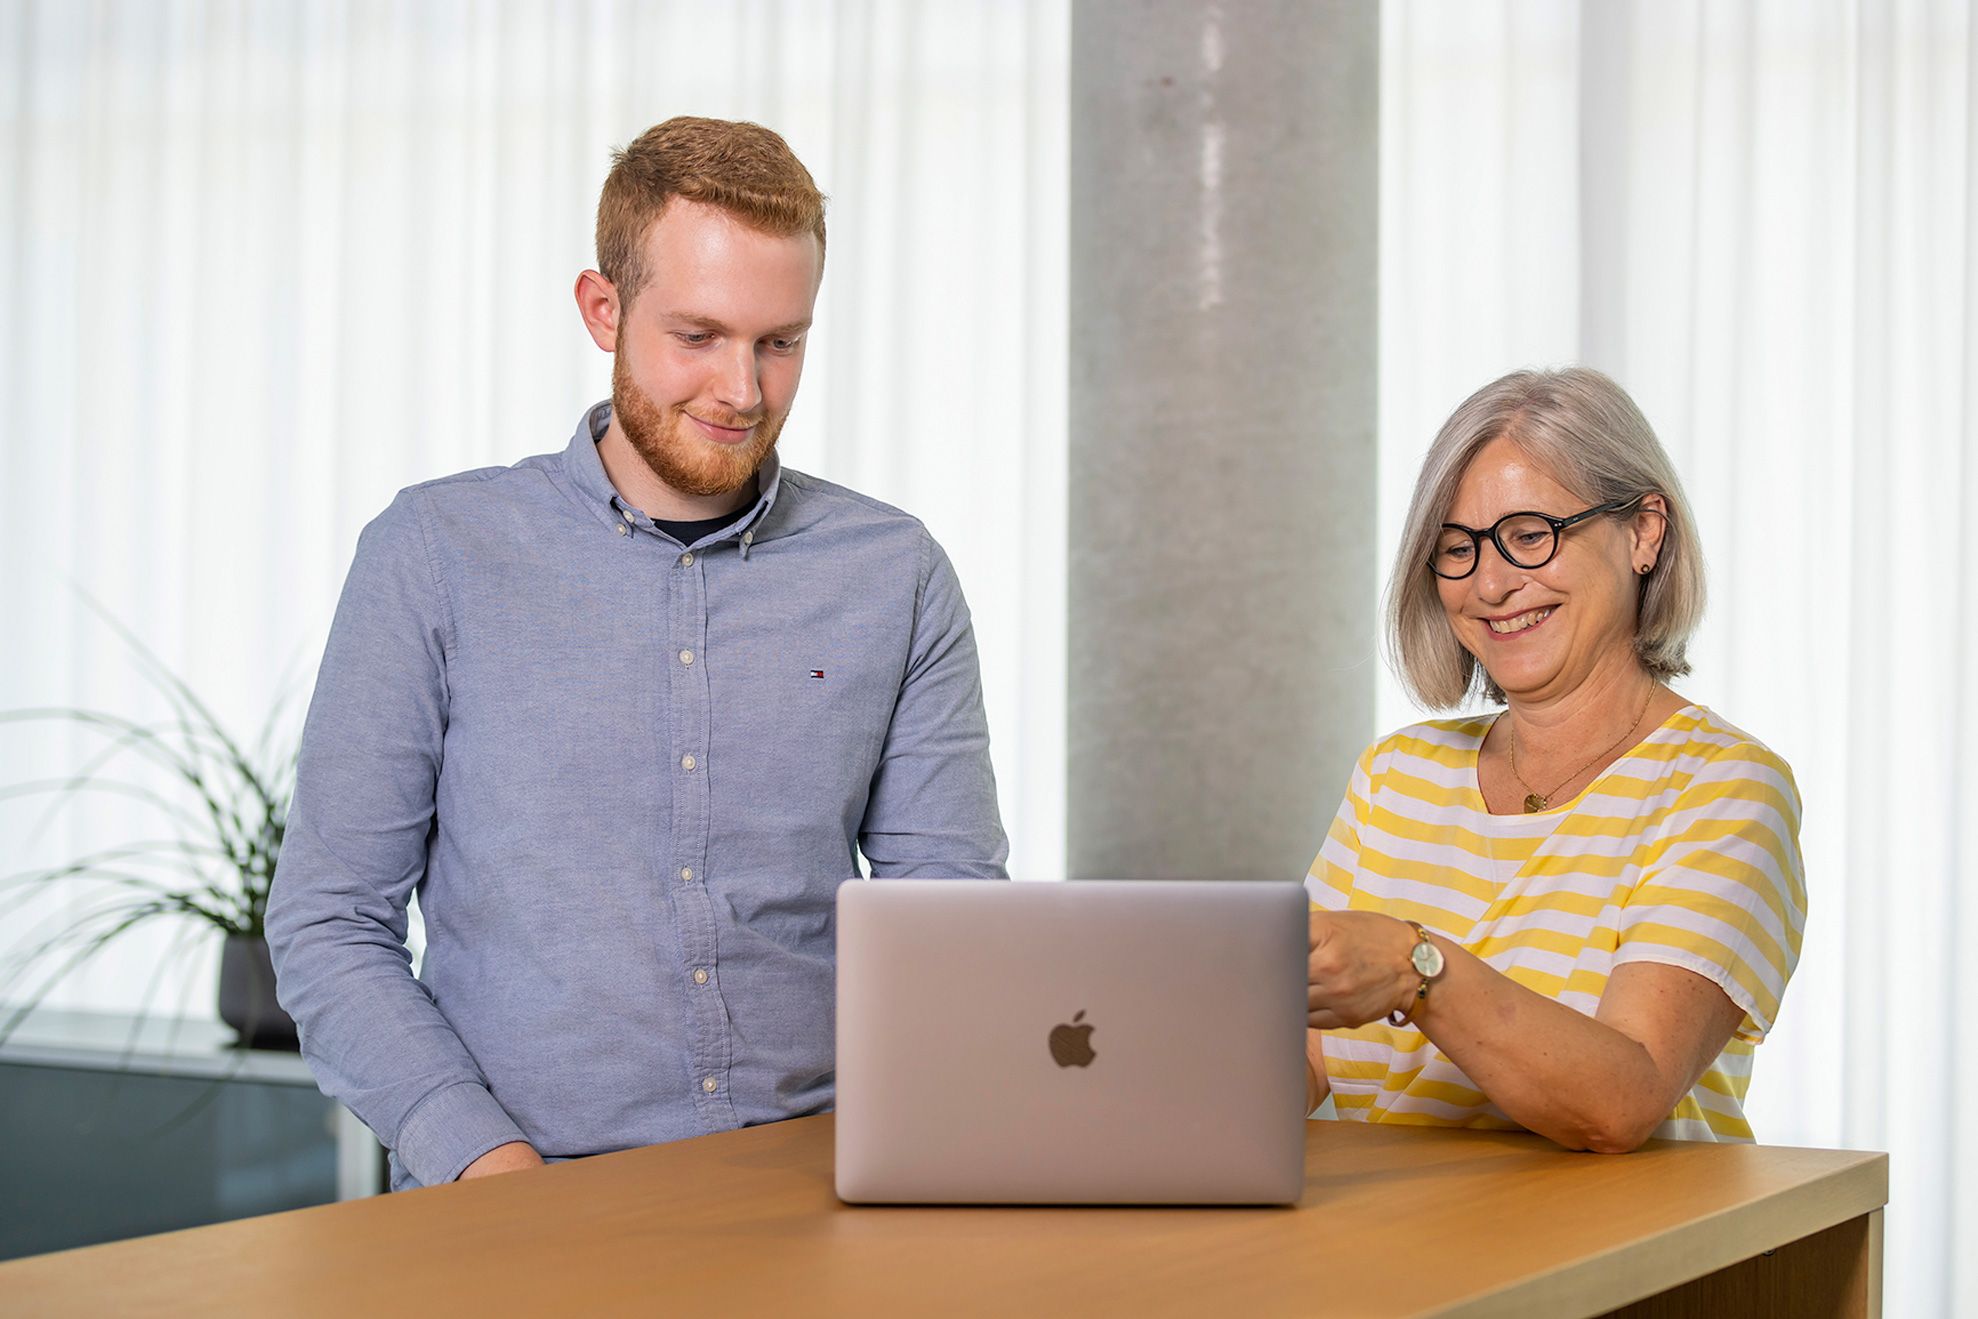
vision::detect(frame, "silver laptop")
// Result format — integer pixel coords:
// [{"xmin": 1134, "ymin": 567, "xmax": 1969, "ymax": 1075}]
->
[{"xmin": 834, "ymin": 879, "xmax": 1308, "ymax": 1205}]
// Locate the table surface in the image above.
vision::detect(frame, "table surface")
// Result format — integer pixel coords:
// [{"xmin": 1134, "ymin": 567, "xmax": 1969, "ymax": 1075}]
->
[{"xmin": 0, "ymin": 1114, "xmax": 1887, "ymax": 1318}]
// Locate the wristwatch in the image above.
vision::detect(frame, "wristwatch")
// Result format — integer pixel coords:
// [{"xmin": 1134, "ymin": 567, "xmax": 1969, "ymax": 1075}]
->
[{"xmin": 1386, "ymin": 921, "xmax": 1446, "ymax": 1028}]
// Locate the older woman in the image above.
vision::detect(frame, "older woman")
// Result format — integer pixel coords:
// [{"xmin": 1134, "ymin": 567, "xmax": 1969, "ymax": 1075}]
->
[{"xmin": 1303, "ymin": 367, "xmax": 1803, "ymax": 1152}]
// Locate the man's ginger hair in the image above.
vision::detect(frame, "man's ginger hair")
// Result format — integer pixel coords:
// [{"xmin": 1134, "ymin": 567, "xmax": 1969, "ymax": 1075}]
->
[{"xmin": 596, "ymin": 116, "xmax": 827, "ymax": 306}]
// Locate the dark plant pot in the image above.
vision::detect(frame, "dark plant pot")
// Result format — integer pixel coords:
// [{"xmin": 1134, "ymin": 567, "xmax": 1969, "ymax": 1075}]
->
[{"xmin": 218, "ymin": 934, "xmax": 299, "ymax": 1050}]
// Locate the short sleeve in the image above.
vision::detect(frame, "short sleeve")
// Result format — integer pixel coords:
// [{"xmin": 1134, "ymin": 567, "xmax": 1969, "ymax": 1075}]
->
[
  {"xmin": 1616, "ymin": 742, "xmax": 1807, "ymax": 1043},
  {"xmin": 1306, "ymin": 743, "xmax": 1377, "ymax": 913}
]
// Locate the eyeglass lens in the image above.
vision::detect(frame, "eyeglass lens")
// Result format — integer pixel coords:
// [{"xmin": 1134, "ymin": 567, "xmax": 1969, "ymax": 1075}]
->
[{"xmin": 1433, "ymin": 514, "xmax": 1559, "ymax": 576}]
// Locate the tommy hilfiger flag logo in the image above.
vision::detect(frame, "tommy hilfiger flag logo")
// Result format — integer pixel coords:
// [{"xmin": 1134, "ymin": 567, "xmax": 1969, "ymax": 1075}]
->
[{"xmin": 809, "ymin": 669, "xmax": 825, "ymax": 680}]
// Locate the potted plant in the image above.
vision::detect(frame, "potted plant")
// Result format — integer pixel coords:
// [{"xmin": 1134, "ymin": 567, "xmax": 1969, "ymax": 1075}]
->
[{"xmin": 1, "ymin": 615, "xmax": 298, "ymax": 1049}]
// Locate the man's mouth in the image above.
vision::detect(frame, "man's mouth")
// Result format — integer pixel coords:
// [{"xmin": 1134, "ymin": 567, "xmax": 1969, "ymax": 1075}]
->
[
  {"xmin": 1485, "ymin": 606, "xmax": 1554, "ymax": 636},
  {"xmin": 687, "ymin": 413, "xmax": 758, "ymax": 445}
]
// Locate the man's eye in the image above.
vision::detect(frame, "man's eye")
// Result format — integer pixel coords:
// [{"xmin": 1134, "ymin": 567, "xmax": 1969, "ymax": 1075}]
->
[
  {"xmin": 677, "ymin": 332, "xmax": 712, "ymax": 346},
  {"xmin": 765, "ymin": 337, "xmax": 799, "ymax": 353}
]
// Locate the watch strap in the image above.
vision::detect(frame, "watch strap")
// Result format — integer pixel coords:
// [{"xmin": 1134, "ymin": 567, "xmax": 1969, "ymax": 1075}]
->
[{"xmin": 1386, "ymin": 921, "xmax": 1441, "ymax": 1028}]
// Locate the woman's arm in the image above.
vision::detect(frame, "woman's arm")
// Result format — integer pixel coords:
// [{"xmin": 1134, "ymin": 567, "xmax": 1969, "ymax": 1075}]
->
[
  {"xmin": 1305, "ymin": 1029, "xmax": 1331, "ymax": 1115},
  {"xmin": 1308, "ymin": 911, "xmax": 1743, "ymax": 1152}
]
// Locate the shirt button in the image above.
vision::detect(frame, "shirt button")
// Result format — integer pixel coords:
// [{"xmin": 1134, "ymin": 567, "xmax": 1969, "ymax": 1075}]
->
[
  {"xmin": 692, "ymin": 968, "xmax": 709, "ymax": 985},
  {"xmin": 615, "ymin": 522, "xmax": 628, "ymax": 536},
  {"xmin": 680, "ymin": 867, "xmax": 694, "ymax": 883},
  {"xmin": 742, "ymin": 531, "xmax": 754, "ymax": 545},
  {"xmin": 681, "ymin": 753, "xmax": 696, "ymax": 771},
  {"xmin": 702, "ymin": 1076, "xmax": 718, "ymax": 1094},
  {"xmin": 679, "ymin": 649, "xmax": 694, "ymax": 666},
  {"xmin": 680, "ymin": 552, "xmax": 694, "ymax": 566}
]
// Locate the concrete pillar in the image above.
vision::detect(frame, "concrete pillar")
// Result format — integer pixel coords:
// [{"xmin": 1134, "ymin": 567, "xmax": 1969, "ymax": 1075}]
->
[{"xmin": 1068, "ymin": 1, "xmax": 1378, "ymax": 881}]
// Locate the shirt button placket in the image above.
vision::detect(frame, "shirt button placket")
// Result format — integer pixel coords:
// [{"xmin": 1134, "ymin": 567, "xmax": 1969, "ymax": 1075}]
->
[{"xmin": 668, "ymin": 534, "xmax": 727, "ymax": 1126}]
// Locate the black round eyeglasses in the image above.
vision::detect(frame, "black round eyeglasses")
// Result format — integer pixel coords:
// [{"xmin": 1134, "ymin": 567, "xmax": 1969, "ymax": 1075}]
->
[{"xmin": 1430, "ymin": 494, "xmax": 1648, "ymax": 581}]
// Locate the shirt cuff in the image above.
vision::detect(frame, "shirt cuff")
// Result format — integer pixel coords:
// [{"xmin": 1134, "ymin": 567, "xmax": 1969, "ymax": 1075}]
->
[{"xmin": 393, "ymin": 1079, "xmax": 529, "ymax": 1187}]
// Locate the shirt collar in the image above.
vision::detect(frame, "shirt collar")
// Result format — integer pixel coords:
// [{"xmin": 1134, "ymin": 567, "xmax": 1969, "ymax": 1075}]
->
[{"xmin": 562, "ymin": 400, "xmax": 786, "ymax": 543}]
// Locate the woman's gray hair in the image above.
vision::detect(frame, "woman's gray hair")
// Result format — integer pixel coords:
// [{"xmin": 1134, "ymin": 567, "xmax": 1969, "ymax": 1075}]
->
[{"xmin": 1386, "ymin": 366, "xmax": 1707, "ymax": 709}]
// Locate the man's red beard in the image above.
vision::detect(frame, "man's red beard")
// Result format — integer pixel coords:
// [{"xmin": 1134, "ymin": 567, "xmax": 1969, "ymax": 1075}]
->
[{"xmin": 612, "ymin": 349, "xmax": 786, "ymax": 499}]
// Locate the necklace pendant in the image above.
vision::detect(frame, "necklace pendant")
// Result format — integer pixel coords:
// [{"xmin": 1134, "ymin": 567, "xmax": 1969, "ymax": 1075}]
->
[{"xmin": 1523, "ymin": 792, "xmax": 1548, "ymax": 814}]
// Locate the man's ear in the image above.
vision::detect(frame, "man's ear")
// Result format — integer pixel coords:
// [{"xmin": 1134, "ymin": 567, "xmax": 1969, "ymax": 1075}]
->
[{"xmin": 575, "ymin": 269, "xmax": 621, "ymax": 352}]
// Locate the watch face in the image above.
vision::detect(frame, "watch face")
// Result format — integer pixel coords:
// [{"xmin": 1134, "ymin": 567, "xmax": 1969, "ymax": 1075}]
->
[{"xmin": 1411, "ymin": 939, "xmax": 1446, "ymax": 979}]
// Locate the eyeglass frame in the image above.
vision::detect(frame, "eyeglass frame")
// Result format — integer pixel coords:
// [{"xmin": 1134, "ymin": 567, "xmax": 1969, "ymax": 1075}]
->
[{"xmin": 1429, "ymin": 494, "xmax": 1650, "ymax": 581}]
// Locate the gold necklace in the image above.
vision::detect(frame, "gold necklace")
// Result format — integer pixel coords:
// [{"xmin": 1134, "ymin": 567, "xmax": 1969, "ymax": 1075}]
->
[{"xmin": 1507, "ymin": 686, "xmax": 1656, "ymax": 814}]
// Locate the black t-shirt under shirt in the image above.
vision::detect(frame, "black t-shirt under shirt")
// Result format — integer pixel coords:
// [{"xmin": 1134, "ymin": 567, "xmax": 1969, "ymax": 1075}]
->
[{"xmin": 652, "ymin": 505, "xmax": 752, "ymax": 546}]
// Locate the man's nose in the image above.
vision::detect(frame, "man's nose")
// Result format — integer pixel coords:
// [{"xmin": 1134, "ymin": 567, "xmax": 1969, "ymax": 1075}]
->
[{"xmin": 713, "ymin": 345, "xmax": 763, "ymax": 416}]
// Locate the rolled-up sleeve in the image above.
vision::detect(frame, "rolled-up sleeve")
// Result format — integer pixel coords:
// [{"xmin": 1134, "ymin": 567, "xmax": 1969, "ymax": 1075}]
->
[
  {"xmin": 266, "ymin": 488, "xmax": 526, "ymax": 1185},
  {"xmin": 1618, "ymin": 744, "xmax": 1806, "ymax": 1043},
  {"xmin": 856, "ymin": 531, "xmax": 1009, "ymax": 879}
]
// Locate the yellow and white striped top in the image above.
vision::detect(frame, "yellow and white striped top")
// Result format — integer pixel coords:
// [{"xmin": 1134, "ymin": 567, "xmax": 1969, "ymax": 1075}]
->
[{"xmin": 1305, "ymin": 705, "xmax": 1805, "ymax": 1142}]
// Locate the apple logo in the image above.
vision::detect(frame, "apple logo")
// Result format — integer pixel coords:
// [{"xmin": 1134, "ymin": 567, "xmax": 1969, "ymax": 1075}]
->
[{"xmin": 1049, "ymin": 1010, "xmax": 1096, "ymax": 1068}]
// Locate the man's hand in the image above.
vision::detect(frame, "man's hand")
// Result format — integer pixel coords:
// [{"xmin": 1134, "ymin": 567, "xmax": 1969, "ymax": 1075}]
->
[
  {"xmin": 1308, "ymin": 910, "xmax": 1419, "ymax": 1029},
  {"xmin": 458, "ymin": 1142, "xmax": 545, "ymax": 1181}
]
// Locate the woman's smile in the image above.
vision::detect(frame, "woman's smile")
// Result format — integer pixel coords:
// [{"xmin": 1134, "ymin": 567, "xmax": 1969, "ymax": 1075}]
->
[{"xmin": 1483, "ymin": 605, "xmax": 1556, "ymax": 638}]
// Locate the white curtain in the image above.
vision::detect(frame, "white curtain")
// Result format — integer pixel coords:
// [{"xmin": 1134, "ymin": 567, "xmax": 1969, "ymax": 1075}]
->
[
  {"xmin": 0, "ymin": 1, "xmax": 1067, "ymax": 1012},
  {"xmin": 1382, "ymin": 2, "xmax": 1977, "ymax": 1313}
]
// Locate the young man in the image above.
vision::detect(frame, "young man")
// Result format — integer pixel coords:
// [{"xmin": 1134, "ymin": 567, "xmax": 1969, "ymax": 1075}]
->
[{"xmin": 267, "ymin": 118, "xmax": 1008, "ymax": 1190}]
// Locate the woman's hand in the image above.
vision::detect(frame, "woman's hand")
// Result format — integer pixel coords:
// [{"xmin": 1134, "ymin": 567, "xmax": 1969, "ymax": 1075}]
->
[{"xmin": 1308, "ymin": 910, "xmax": 1419, "ymax": 1029}]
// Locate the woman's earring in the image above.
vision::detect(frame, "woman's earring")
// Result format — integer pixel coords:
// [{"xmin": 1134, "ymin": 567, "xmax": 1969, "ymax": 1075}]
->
[{"xmin": 1637, "ymin": 563, "xmax": 1653, "ymax": 576}]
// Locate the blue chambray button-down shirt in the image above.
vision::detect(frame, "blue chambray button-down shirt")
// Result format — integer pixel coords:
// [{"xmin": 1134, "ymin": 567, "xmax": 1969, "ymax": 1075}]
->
[{"xmin": 267, "ymin": 403, "xmax": 1008, "ymax": 1190}]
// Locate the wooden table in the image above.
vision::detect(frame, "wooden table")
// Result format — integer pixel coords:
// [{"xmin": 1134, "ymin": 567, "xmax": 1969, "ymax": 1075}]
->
[{"xmin": 0, "ymin": 1115, "xmax": 1886, "ymax": 1317}]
